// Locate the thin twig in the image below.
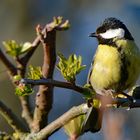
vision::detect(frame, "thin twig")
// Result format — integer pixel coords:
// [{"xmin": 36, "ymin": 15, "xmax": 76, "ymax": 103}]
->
[
  {"xmin": 0, "ymin": 48, "xmax": 33, "ymax": 131},
  {"xmin": 20, "ymin": 34, "xmax": 41, "ymax": 66},
  {"xmin": 21, "ymin": 17, "xmax": 69, "ymax": 65},
  {"xmin": 19, "ymin": 96, "xmax": 33, "ymax": 130},
  {"xmin": 15, "ymin": 57, "xmax": 33, "ymax": 130},
  {"xmin": 0, "ymin": 131, "xmax": 14, "ymax": 140},
  {"xmin": 20, "ymin": 23, "xmax": 50, "ymax": 66},
  {"xmin": 25, "ymin": 104, "xmax": 88, "ymax": 140},
  {"xmin": 0, "ymin": 49, "xmax": 17, "ymax": 75},
  {"xmin": 0, "ymin": 100, "xmax": 27, "ymax": 132},
  {"xmin": 22, "ymin": 78, "xmax": 140, "ymax": 108},
  {"xmin": 22, "ymin": 78, "xmax": 84, "ymax": 93}
]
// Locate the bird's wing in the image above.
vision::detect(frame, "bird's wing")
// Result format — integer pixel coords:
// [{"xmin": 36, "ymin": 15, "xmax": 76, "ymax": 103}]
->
[{"xmin": 87, "ymin": 59, "xmax": 94, "ymax": 84}]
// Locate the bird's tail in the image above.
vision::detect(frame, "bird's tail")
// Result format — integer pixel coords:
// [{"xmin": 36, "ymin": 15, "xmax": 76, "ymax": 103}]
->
[{"xmin": 82, "ymin": 106, "xmax": 103, "ymax": 133}]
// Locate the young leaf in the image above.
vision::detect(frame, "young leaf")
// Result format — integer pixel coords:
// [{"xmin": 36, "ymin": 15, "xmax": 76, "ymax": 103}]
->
[
  {"xmin": 3, "ymin": 40, "xmax": 22, "ymax": 56},
  {"xmin": 13, "ymin": 75, "xmax": 22, "ymax": 81},
  {"xmin": 64, "ymin": 114, "xmax": 86, "ymax": 138},
  {"xmin": 15, "ymin": 83, "xmax": 33, "ymax": 96},
  {"xmin": 57, "ymin": 53, "xmax": 86, "ymax": 83},
  {"xmin": 20, "ymin": 42, "xmax": 32, "ymax": 54},
  {"xmin": 3, "ymin": 40, "xmax": 32, "ymax": 57},
  {"xmin": 82, "ymin": 84, "xmax": 95, "ymax": 99},
  {"xmin": 28, "ymin": 65, "xmax": 42, "ymax": 80}
]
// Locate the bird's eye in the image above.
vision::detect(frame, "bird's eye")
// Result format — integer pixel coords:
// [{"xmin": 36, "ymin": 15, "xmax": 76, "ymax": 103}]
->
[{"xmin": 96, "ymin": 26, "xmax": 106, "ymax": 34}]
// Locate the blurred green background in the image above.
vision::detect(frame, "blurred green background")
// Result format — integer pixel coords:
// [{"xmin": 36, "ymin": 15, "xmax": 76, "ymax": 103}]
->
[{"xmin": 0, "ymin": 0, "xmax": 140, "ymax": 139}]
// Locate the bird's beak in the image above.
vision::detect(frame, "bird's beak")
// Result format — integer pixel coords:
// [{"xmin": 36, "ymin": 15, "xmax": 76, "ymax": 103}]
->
[{"xmin": 89, "ymin": 32, "xmax": 97, "ymax": 37}]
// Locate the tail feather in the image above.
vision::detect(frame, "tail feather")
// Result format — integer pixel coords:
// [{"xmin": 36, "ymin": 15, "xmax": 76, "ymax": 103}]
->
[{"xmin": 82, "ymin": 107, "xmax": 103, "ymax": 133}]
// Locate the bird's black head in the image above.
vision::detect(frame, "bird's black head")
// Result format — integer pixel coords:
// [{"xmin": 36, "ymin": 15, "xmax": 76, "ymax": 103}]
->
[{"xmin": 90, "ymin": 17, "xmax": 134, "ymax": 45}]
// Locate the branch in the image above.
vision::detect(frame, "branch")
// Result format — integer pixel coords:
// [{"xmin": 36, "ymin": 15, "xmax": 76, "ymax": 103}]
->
[
  {"xmin": 20, "ymin": 21, "xmax": 53, "ymax": 66},
  {"xmin": 112, "ymin": 97, "xmax": 140, "ymax": 108},
  {"xmin": 21, "ymin": 78, "xmax": 140, "ymax": 139},
  {"xmin": 0, "ymin": 17, "xmax": 70, "ymax": 136},
  {"xmin": 0, "ymin": 131, "xmax": 14, "ymax": 140},
  {"xmin": 22, "ymin": 78, "xmax": 84, "ymax": 93},
  {"xmin": 19, "ymin": 96, "xmax": 33, "ymax": 130},
  {"xmin": 32, "ymin": 25, "xmax": 56, "ymax": 132},
  {"xmin": 0, "ymin": 100, "xmax": 27, "ymax": 133},
  {"xmin": 0, "ymin": 49, "xmax": 17, "ymax": 75},
  {"xmin": 21, "ymin": 17, "xmax": 69, "ymax": 65},
  {"xmin": 31, "ymin": 17, "xmax": 70, "ymax": 133},
  {"xmin": 0, "ymin": 48, "xmax": 33, "ymax": 131},
  {"xmin": 20, "ymin": 33, "xmax": 41, "ymax": 66},
  {"xmin": 15, "ymin": 59, "xmax": 33, "ymax": 130},
  {"xmin": 22, "ymin": 78, "xmax": 140, "ymax": 108},
  {"xmin": 25, "ymin": 104, "xmax": 89, "ymax": 140}
]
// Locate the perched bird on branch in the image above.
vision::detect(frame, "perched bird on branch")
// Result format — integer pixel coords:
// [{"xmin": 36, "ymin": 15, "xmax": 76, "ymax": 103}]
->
[{"xmin": 83, "ymin": 17, "xmax": 140, "ymax": 133}]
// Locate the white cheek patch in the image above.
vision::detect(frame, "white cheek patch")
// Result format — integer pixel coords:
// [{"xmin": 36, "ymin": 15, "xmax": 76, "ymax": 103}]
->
[{"xmin": 100, "ymin": 28, "xmax": 125, "ymax": 39}]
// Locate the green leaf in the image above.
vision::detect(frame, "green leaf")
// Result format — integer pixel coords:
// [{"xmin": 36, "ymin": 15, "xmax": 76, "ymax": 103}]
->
[
  {"xmin": 60, "ymin": 20, "xmax": 70, "ymax": 30},
  {"xmin": 68, "ymin": 54, "xmax": 74, "ymax": 65},
  {"xmin": 3, "ymin": 40, "xmax": 21, "ymax": 56},
  {"xmin": 13, "ymin": 74, "xmax": 33, "ymax": 96},
  {"xmin": 20, "ymin": 42, "xmax": 32, "ymax": 54},
  {"xmin": 49, "ymin": 17, "xmax": 70, "ymax": 30},
  {"xmin": 15, "ymin": 65, "xmax": 42, "ymax": 96},
  {"xmin": 28, "ymin": 65, "xmax": 42, "ymax": 80},
  {"xmin": 64, "ymin": 114, "xmax": 86, "ymax": 137},
  {"xmin": 57, "ymin": 52, "xmax": 67, "ymax": 62},
  {"xmin": 76, "ymin": 65, "xmax": 86, "ymax": 74},
  {"xmin": 82, "ymin": 84, "xmax": 95, "ymax": 99},
  {"xmin": 57, "ymin": 53, "xmax": 86, "ymax": 83},
  {"xmin": 15, "ymin": 83, "xmax": 33, "ymax": 96},
  {"xmin": 3, "ymin": 40, "xmax": 32, "ymax": 57},
  {"xmin": 13, "ymin": 75, "xmax": 22, "ymax": 81}
]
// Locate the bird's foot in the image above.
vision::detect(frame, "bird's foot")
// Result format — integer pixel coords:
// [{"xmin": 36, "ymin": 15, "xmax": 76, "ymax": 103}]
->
[{"xmin": 117, "ymin": 92, "xmax": 135, "ymax": 108}]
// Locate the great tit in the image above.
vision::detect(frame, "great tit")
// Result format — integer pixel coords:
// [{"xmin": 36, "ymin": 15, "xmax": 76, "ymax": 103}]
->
[{"xmin": 83, "ymin": 17, "xmax": 140, "ymax": 133}]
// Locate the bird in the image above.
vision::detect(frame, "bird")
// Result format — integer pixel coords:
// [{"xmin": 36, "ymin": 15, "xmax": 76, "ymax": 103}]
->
[{"xmin": 82, "ymin": 17, "xmax": 140, "ymax": 133}]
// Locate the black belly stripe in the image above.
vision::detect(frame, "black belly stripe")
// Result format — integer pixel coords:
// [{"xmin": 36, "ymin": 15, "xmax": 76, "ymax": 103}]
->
[{"xmin": 117, "ymin": 47, "xmax": 129, "ymax": 91}]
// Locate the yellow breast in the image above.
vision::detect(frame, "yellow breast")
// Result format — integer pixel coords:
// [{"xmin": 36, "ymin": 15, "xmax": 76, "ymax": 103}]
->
[
  {"xmin": 90, "ymin": 40, "xmax": 140, "ymax": 91},
  {"xmin": 90, "ymin": 44, "xmax": 121, "ymax": 90}
]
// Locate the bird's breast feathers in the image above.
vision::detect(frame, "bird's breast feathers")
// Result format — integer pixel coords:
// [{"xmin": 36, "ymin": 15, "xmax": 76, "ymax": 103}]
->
[{"xmin": 90, "ymin": 40, "xmax": 140, "ymax": 91}]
